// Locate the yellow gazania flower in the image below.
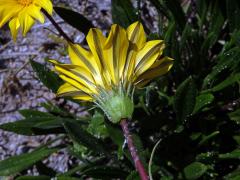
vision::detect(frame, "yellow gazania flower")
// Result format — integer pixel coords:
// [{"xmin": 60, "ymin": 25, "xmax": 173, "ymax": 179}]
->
[
  {"xmin": 51, "ymin": 22, "xmax": 173, "ymax": 123},
  {"xmin": 0, "ymin": 0, "xmax": 53, "ymax": 40}
]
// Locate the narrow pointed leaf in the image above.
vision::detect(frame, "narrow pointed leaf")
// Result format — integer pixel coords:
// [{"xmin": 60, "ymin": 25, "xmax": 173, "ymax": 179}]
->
[
  {"xmin": 0, "ymin": 147, "xmax": 58, "ymax": 176},
  {"xmin": 54, "ymin": 7, "xmax": 94, "ymax": 35},
  {"xmin": 111, "ymin": 0, "xmax": 138, "ymax": 28},
  {"xmin": 30, "ymin": 60, "xmax": 63, "ymax": 93},
  {"xmin": 63, "ymin": 121, "xmax": 107, "ymax": 154},
  {"xmin": 192, "ymin": 93, "xmax": 214, "ymax": 114},
  {"xmin": 174, "ymin": 77, "xmax": 197, "ymax": 122},
  {"xmin": 183, "ymin": 162, "xmax": 208, "ymax": 180}
]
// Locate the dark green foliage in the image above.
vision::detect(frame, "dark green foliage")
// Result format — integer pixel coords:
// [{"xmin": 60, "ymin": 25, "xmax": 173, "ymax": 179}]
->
[
  {"xmin": 0, "ymin": 147, "xmax": 59, "ymax": 176},
  {"xmin": 16, "ymin": 176, "xmax": 51, "ymax": 180},
  {"xmin": 111, "ymin": 0, "xmax": 138, "ymax": 28},
  {"xmin": 30, "ymin": 60, "xmax": 63, "ymax": 93},
  {"xmin": 0, "ymin": 0, "xmax": 240, "ymax": 179},
  {"xmin": 183, "ymin": 162, "xmax": 208, "ymax": 179},
  {"xmin": 173, "ymin": 76, "xmax": 197, "ymax": 122},
  {"xmin": 63, "ymin": 121, "xmax": 108, "ymax": 154},
  {"xmin": 54, "ymin": 7, "xmax": 94, "ymax": 36}
]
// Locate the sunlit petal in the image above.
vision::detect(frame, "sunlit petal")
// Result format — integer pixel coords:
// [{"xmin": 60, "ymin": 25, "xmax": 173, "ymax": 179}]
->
[
  {"xmin": 104, "ymin": 24, "xmax": 129, "ymax": 84},
  {"xmin": 134, "ymin": 40, "xmax": 164, "ymax": 76},
  {"xmin": 57, "ymin": 83, "xmax": 92, "ymax": 101},
  {"xmin": 51, "ymin": 22, "xmax": 173, "ymax": 105},
  {"xmin": 0, "ymin": 0, "xmax": 53, "ymax": 40},
  {"xmin": 127, "ymin": 21, "xmax": 146, "ymax": 50},
  {"xmin": 9, "ymin": 17, "xmax": 20, "ymax": 42},
  {"xmin": 135, "ymin": 57, "xmax": 174, "ymax": 87}
]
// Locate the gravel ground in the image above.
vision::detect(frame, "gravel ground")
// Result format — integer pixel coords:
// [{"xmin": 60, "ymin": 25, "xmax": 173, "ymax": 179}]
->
[{"xmin": 0, "ymin": 0, "xmax": 158, "ymax": 175}]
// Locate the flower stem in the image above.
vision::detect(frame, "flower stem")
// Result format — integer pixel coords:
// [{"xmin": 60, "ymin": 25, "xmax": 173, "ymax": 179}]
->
[
  {"xmin": 120, "ymin": 118, "xmax": 149, "ymax": 180},
  {"xmin": 41, "ymin": 9, "xmax": 73, "ymax": 43}
]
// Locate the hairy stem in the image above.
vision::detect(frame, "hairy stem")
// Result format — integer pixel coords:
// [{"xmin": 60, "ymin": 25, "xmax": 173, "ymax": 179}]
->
[
  {"xmin": 120, "ymin": 118, "xmax": 149, "ymax": 180},
  {"xmin": 42, "ymin": 9, "xmax": 73, "ymax": 43}
]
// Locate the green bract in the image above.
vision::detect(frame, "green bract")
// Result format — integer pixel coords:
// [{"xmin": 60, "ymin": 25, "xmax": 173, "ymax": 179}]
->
[{"xmin": 99, "ymin": 91, "xmax": 134, "ymax": 123}]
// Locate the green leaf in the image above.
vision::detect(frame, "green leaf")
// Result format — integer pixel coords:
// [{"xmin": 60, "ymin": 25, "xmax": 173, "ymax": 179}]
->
[
  {"xmin": 205, "ymin": 73, "xmax": 240, "ymax": 93},
  {"xmin": 63, "ymin": 121, "xmax": 107, "ymax": 154},
  {"xmin": 105, "ymin": 122, "xmax": 124, "ymax": 158},
  {"xmin": 0, "ymin": 147, "xmax": 58, "ymax": 176},
  {"xmin": 192, "ymin": 93, "xmax": 214, "ymax": 114},
  {"xmin": 226, "ymin": 0, "xmax": 240, "ymax": 32},
  {"xmin": 179, "ymin": 24, "xmax": 191, "ymax": 50},
  {"xmin": 58, "ymin": 164, "xmax": 87, "ymax": 177},
  {"xmin": 174, "ymin": 77, "xmax": 197, "ymax": 122},
  {"xmin": 219, "ymin": 149, "xmax": 240, "ymax": 159},
  {"xmin": 228, "ymin": 109, "xmax": 240, "ymax": 123},
  {"xmin": 105, "ymin": 123, "xmax": 124, "ymax": 147},
  {"xmin": 183, "ymin": 162, "xmax": 208, "ymax": 180},
  {"xmin": 224, "ymin": 169, "xmax": 240, "ymax": 180},
  {"xmin": 198, "ymin": 131, "xmax": 220, "ymax": 146},
  {"xmin": 164, "ymin": 21, "xmax": 176, "ymax": 43},
  {"xmin": 196, "ymin": 0, "xmax": 208, "ymax": 27},
  {"xmin": 19, "ymin": 109, "xmax": 54, "ymax": 118},
  {"xmin": 201, "ymin": 1, "xmax": 224, "ymax": 53},
  {"xmin": 54, "ymin": 7, "xmax": 94, "ymax": 35},
  {"xmin": 202, "ymin": 47, "xmax": 240, "ymax": 89},
  {"xmin": 16, "ymin": 176, "xmax": 51, "ymax": 180},
  {"xmin": 87, "ymin": 112, "xmax": 108, "ymax": 138},
  {"xmin": 111, "ymin": 0, "xmax": 138, "ymax": 28},
  {"xmin": 57, "ymin": 177, "xmax": 82, "ymax": 180},
  {"xmin": 30, "ymin": 60, "xmax": 63, "ymax": 93},
  {"xmin": 165, "ymin": 0, "xmax": 186, "ymax": 32},
  {"xmin": 126, "ymin": 171, "xmax": 139, "ymax": 180},
  {"xmin": 40, "ymin": 102, "xmax": 75, "ymax": 118},
  {"xmin": 0, "ymin": 116, "xmax": 72, "ymax": 135},
  {"xmin": 82, "ymin": 166, "xmax": 128, "ymax": 179}
]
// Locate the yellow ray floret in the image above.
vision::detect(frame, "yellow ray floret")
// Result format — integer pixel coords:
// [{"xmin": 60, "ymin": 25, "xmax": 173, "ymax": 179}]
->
[
  {"xmin": 0, "ymin": 0, "xmax": 53, "ymax": 41},
  {"xmin": 51, "ymin": 21, "xmax": 173, "ymax": 102}
]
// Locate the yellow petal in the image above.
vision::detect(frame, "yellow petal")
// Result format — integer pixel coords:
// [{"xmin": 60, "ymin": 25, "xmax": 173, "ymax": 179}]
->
[
  {"xmin": 57, "ymin": 82, "xmax": 80, "ymax": 95},
  {"xmin": 58, "ymin": 83, "xmax": 92, "ymax": 101},
  {"xmin": 68, "ymin": 44, "xmax": 95, "ymax": 72},
  {"xmin": 68, "ymin": 43, "xmax": 104, "ymax": 86},
  {"xmin": 9, "ymin": 17, "xmax": 20, "ymax": 41},
  {"xmin": 86, "ymin": 28, "xmax": 111, "ymax": 85},
  {"xmin": 123, "ymin": 49, "xmax": 137, "ymax": 83},
  {"xmin": 86, "ymin": 28, "xmax": 106, "ymax": 71},
  {"xmin": 73, "ymin": 95, "xmax": 93, "ymax": 101},
  {"xmin": 134, "ymin": 40, "xmax": 164, "ymax": 77},
  {"xmin": 127, "ymin": 21, "xmax": 146, "ymax": 50},
  {"xmin": 59, "ymin": 74, "xmax": 93, "ymax": 95},
  {"xmin": 0, "ymin": 4, "xmax": 22, "ymax": 27},
  {"xmin": 18, "ymin": 10, "xmax": 35, "ymax": 36},
  {"xmin": 50, "ymin": 59, "xmax": 97, "ymax": 93},
  {"xmin": 104, "ymin": 24, "xmax": 129, "ymax": 84},
  {"xmin": 123, "ymin": 22, "xmax": 147, "ymax": 83},
  {"xmin": 50, "ymin": 60, "xmax": 94, "ymax": 82},
  {"xmin": 34, "ymin": 0, "xmax": 53, "ymax": 15},
  {"xmin": 135, "ymin": 57, "xmax": 174, "ymax": 86},
  {"xmin": 26, "ymin": 4, "xmax": 45, "ymax": 23}
]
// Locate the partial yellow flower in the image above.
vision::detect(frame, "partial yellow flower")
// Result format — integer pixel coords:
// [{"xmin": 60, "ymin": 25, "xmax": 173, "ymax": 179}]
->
[
  {"xmin": 51, "ymin": 22, "xmax": 173, "ymax": 123},
  {"xmin": 0, "ymin": 0, "xmax": 53, "ymax": 41}
]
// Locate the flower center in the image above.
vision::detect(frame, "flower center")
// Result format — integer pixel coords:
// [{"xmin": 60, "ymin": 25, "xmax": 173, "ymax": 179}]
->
[{"xmin": 17, "ymin": 0, "xmax": 33, "ymax": 6}]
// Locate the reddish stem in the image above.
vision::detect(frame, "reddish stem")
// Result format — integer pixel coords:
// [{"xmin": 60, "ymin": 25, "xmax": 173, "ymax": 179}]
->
[
  {"xmin": 41, "ymin": 9, "xmax": 73, "ymax": 43},
  {"xmin": 120, "ymin": 119, "xmax": 149, "ymax": 180}
]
